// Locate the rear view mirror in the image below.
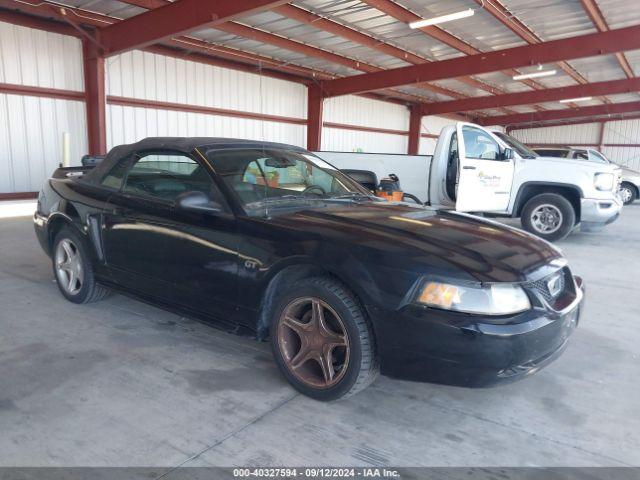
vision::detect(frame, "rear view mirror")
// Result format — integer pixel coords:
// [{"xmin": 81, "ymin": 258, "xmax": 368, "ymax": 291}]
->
[
  {"xmin": 175, "ymin": 191, "xmax": 222, "ymax": 214},
  {"xmin": 502, "ymin": 147, "xmax": 515, "ymax": 160},
  {"xmin": 264, "ymin": 157, "xmax": 296, "ymax": 168}
]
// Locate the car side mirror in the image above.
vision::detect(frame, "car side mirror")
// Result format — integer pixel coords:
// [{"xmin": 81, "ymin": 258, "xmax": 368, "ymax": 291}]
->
[
  {"xmin": 175, "ymin": 191, "xmax": 223, "ymax": 214},
  {"xmin": 501, "ymin": 147, "xmax": 515, "ymax": 160}
]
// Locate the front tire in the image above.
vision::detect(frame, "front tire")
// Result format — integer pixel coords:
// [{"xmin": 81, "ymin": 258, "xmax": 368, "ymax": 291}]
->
[
  {"xmin": 521, "ymin": 193, "xmax": 576, "ymax": 242},
  {"xmin": 52, "ymin": 226, "xmax": 110, "ymax": 304},
  {"xmin": 620, "ymin": 182, "xmax": 637, "ymax": 205},
  {"xmin": 270, "ymin": 277, "xmax": 378, "ymax": 401}
]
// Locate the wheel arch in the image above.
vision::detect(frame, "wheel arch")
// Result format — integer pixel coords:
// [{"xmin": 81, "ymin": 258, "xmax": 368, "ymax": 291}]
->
[
  {"xmin": 255, "ymin": 259, "xmax": 372, "ymax": 341},
  {"xmin": 513, "ymin": 182, "xmax": 583, "ymax": 223},
  {"xmin": 621, "ymin": 181, "xmax": 639, "ymax": 197}
]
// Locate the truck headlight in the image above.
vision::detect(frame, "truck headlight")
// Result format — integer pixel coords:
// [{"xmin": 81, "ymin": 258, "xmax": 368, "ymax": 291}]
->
[
  {"xmin": 594, "ymin": 173, "xmax": 614, "ymax": 191},
  {"xmin": 417, "ymin": 280, "xmax": 530, "ymax": 315}
]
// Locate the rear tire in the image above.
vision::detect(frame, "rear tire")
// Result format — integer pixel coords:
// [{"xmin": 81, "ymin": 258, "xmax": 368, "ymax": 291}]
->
[
  {"xmin": 52, "ymin": 226, "xmax": 110, "ymax": 304},
  {"xmin": 270, "ymin": 276, "xmax": 378, "ymax": 401},
  {"xmin": 620, "ymin": 182, "xmax": 637, "ymax": 205},
  {"xmin": 521, "ymin": 193, "xmax": 576, "ymax": 242}
]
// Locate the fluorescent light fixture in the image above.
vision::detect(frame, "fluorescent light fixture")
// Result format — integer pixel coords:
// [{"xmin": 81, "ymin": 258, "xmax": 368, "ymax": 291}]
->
[
  {"xmin": 512, "ymin": 69, "xmax": 557, "ymax": 80},
  {"xmin": 409, "ymin": 8, "xmax": 474, "ymax": 29},
  {"xmin": 559, "ymin": 96, "xmax": 593, "ymax": 103}
]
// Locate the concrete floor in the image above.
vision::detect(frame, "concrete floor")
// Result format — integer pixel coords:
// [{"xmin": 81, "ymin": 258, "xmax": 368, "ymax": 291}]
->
[{"xmin": 0, "ymin": 206, "xmax": 639, "ymax": 468}]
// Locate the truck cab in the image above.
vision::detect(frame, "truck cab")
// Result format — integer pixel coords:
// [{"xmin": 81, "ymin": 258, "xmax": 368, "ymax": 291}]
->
[
  {"xmin": 319, "ymin": 122, "xmax": 622, "ymax": 242},
  {"xmin": 427, "ymin": 123, "xmax": 623, "ymax": 240}
]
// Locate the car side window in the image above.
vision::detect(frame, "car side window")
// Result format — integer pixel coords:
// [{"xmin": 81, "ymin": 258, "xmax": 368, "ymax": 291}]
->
[
  {"xmin": 573, "ymin": 151, "xmax": 589, "ymax": 160},
  {"xmin": 462, "ymin": 126, "xmax": 500, "ymax": 160},
  {"xmin": 101, "ymin": 160, "xmax": 130, "ymax": 190},
  {"xmin": 121, "ymin": 153, "xmax": 220, "ymax": 203}
]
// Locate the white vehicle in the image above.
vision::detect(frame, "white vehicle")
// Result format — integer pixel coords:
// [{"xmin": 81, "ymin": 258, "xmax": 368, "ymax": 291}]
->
[
  {"xmin": 532, "ymin": 146, "xmax": 640, "ymax": 205},
  {"xmin": 316, "ymin": 123, "xmax": 622, "ymax": 241}
]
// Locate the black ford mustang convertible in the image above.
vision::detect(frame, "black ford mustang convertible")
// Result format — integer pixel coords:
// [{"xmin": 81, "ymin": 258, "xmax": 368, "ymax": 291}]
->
[{"xmin": 34, "ymin": 138, "xmax": 584, "ymax": 400}]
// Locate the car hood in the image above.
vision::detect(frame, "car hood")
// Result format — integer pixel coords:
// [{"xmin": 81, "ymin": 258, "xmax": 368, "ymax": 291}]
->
[{"xmin": 270, "ymin": 202, "xmax": 563, "ymax": 283}]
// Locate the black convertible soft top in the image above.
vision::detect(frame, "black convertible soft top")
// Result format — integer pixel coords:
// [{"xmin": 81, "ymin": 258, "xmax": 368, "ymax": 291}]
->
[{"xmin": 82, "ymin": 137, "xmax": 307, "ymax": 184}]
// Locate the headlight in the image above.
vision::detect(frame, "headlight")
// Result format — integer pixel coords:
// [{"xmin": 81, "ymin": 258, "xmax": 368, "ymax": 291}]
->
[
  {"xmin": 417, "ymin": 280, "xmax": 531, "ymax": 315},
  {"xmin": 594, "ymin": 173, "xmax": 614, "ymax": 191}
]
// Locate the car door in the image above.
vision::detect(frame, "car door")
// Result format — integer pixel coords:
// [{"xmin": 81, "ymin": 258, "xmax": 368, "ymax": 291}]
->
[
  {"xmin": 101, "ymin": 151, "xmax": 239, "ymax": 323},
  {"xmin": 455, "ymin": 124, "xmax": 514, "ymax": 213}
]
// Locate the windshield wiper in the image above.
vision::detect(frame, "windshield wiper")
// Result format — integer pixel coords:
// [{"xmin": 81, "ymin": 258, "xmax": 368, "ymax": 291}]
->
[{"xmin": 330, "ymin": 192, "xmax": 375, "ymax": 201}]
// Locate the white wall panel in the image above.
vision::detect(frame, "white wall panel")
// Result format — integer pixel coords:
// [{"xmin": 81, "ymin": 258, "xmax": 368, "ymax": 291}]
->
[
  {"xmin": 418, "ymin": 115, "xmax": 459, "ymax": 155},
  {"xmin": 324, "ymin": 95, "xmax": 408, "ymax": 131},
  {"xmin": 0, "ymin": 22, "xmax": 86, "ymax": 193},
  {"xmin": 511, "ymin": 123, "xmax": 601, "ymax": 145},
  {"xmin": 320, "ymin": 127, "xmax": 407, "ymax": 154},
  {"xmin": 106, "ymin": 50, "xmax": 307, "ymax": 118},
  {"xmin": 107, "ymin": 105, "xmax": 305, "ymax": 150},
  {"xmin": 511, "ymin": 119, "xmax": 640, "ymax": 170},
  {"xmin": 0, "ymin": 94, "xmax": 87, "ymax": 193},
  {"xmin": 0, "ymin": 22, "xmax": 83, "ymax": 91},
  {"xmin": 603, "ymin": 146, "xmax": 640, "ymax": 170}
]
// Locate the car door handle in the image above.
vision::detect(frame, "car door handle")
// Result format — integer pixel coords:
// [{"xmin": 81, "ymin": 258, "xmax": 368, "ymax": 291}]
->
[{"xmin": 462, "ymin": 166, "xmax": 476, "ymax": 170}]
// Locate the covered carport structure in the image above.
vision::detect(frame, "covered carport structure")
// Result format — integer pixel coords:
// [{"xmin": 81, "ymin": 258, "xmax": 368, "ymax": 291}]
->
[{"xmin": 1, "ymin": 0, "xmax": 640, "ymax": 200}]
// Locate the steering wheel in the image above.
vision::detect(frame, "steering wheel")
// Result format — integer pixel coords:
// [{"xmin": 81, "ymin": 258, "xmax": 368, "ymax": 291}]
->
[{"xmin": 302, "ymin": 185, "xmax": 326, "ymax": 196}]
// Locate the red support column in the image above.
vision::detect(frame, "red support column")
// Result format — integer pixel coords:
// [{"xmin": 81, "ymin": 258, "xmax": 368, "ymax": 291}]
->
[
  {"xmin": 83, "ymin": 40, "xmax": 107, "ymax": 155},
  {"xmin": 307, "ymin": 85, "xmax": 323, "ymax": 151},
  {"xmin": 408, "ymin": 105, "xmax": 422, "ymax": 155}
]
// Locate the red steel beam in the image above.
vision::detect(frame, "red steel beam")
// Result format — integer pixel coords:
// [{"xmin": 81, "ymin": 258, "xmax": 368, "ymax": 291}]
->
[
  {"xmin": 478, "ymin": 101, "xmax": 640, "ymax": 126},
  {"xmin": 421, "ymin": 77, "xmax": 640, "ymax": 115},
  {"xmin": 0, "ymin": 7, "xmax": 78, "ymax": 36},
  {"xmin": 408, "ymin": 105, "xmax": 421, "ymax": 155},
  {"xmin": 0, "ymin": 82, "xmax": 84, "ymax": 101},
  {"xmin": 320, "ymin": 24, "xmax": 640, "ymax": 97},
  {"xmin": 307, "ymin": 86, "xmax": 323, "ymax": 151},
  {"xmin": 580, "ymin": 0, "xmax": 635, "ymax": 79},
  {"xmin": 83, "ymin": 39, "xmax": 107, "ymax": 155},
  {"xmin": 98, "ymin": 0, "xmax": 291, "ymax": 56}
]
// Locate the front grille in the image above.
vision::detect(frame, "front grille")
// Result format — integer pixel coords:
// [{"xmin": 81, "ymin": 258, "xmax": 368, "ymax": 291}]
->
[{"xmin": 525, "ymin": 267, "xmax": 574, "ymax": 310}]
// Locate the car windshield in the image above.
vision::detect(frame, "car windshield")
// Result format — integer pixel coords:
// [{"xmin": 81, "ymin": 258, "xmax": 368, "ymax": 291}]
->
[
  {"xmin": 493, "ymin": 132, "xmax": 538, "ymax": 158},
  {"xmin": 206, "ymin": 147, "xmax": 374, "ymax": 216}
]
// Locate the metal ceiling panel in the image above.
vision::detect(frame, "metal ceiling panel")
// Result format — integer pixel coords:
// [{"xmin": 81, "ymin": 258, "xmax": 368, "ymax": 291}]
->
[{"xmin": 396, "ymin": 0, "xmax": 528, "ymax": 51}]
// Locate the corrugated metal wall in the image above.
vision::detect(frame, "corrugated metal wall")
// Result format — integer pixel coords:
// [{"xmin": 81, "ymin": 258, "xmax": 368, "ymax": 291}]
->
[
  {"xmin": 322, "ymin": 95, "xmax": 409, "ymax": 153},
  {"xmin": 106, "ymin": 50, "xmax": 307, "ymax": 149},
  {"xmin": 512, "ymin": 121, "xmax": 640, "ymax": 170},
  {"xmin": 0, "ymin": 20, "xmax": 465, "ymax": 194},
  {"xmin": 0, "ymin": 22, "xmax": 87, "ymax": 193}
]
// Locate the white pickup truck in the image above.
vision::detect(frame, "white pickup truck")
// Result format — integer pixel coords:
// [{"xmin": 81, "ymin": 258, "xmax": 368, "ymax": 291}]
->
[{"xmin": 316, "ymin": 122, "xmax": 622, "ymax": 241}]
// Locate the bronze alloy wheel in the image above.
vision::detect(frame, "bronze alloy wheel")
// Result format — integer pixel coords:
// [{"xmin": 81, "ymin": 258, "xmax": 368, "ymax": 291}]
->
[{"xmin": 277, "ymin": 297, "xmax": 350, "ymax": 389}]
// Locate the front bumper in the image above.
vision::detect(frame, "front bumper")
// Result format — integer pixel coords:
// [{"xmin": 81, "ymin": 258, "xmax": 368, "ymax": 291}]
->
[
  {"xmin": 369, "ymin": 276, "xmax": 584, "ymax": 388},
  {"xmin": 580, "ymin": 196, "xmax": 622, "ymax": 232}
]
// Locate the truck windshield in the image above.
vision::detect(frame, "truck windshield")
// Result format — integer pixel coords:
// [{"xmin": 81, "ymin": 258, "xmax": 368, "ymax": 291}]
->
[{"xmin": 493, "ymin": 132, "xmax": 538, "ymax": 159}]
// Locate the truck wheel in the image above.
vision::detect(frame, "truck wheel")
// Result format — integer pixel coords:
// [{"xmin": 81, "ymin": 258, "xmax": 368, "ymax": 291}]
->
[
  {"xmin": 521, "ymin": 193, "xmax": 576, "ymax": 242},
  {"xmin": 52, "ymin": 226, "xmax": 110, "ymax": 304},
  {"xmin": 270, "ymin": 277, "xmax": 378, "ymax": 401},
  {"xmin": 620, "ymin": 182, "xmax": 637, "ymax": 205}
]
